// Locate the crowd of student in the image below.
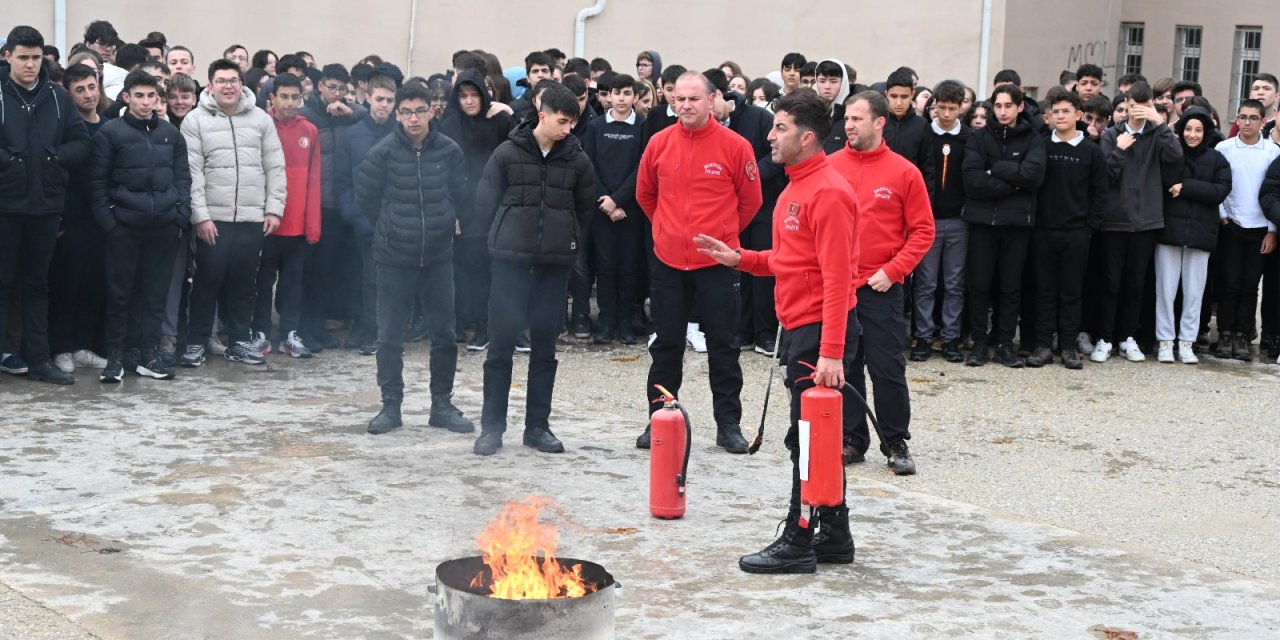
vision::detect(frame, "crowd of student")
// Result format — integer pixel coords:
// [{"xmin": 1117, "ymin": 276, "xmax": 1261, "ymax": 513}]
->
[{"xmin": 4, "ymin": 21, "xmax": 1280, "ymax": 443}]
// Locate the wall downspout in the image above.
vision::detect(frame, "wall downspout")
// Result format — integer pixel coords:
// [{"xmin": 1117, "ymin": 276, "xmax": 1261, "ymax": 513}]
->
[
  {"xmin": 55, "ymin": 0, "xmax": 68, "ymax": 63},
  {"xmin": 574, "ymin": 0, "xmax": 608, "ymax": 59},
  {"xmin": 978, "ymin": 0, "xmax": 993, "ymax": 98},
  {"xmin": 406, "ymin": 0, "xmax": 419, "ymax": 76}
]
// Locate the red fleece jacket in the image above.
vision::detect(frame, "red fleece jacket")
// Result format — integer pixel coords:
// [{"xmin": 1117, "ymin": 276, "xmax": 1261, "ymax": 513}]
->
[
  {"xmin": 272, "ymin": 113, "xmax": 322, "ymax": 242},
  {"xmin": 738, "ymin": 153, "xmax": 859, "ymax": 359},
  {"xmin": 637, "ymin": 119, "xmax": 763, "ymax": 270},
  {"xmin": 826, "ymin": 142, "xmax": 934, "ymax": 285}
]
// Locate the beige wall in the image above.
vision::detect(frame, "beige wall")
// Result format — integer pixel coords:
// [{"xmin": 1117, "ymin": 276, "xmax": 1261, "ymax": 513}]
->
[{"xmin": 1000, "ymin": 0, "xmax": 1123, "ymax": 98}]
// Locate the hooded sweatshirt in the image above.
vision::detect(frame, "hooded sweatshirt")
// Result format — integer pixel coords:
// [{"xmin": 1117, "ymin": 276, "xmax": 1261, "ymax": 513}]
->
[
  {"xmin": 1099, "ymin": 115, "xmax": 1183, "ymax": 232},
  {"xmin": 818, "ymin": 58, "xmax": 851, "ymax": 154},
  {"xmin": 181, "ymin": 86, "xmax": 287, "ymax": 225},
  {"xmin": 270, "ymin": 111, "xmax": 322, "ymax": 242},
  {"xmin": 1160, "ymin": 108, "xmax": 1231, "ymax": 251},
  {"xmin": 643, "ymin": 50, "xmax": 664, "ymax": 85},
  {"xmin": 0, "ymin": 60, "xmax": 92, "ymax": 216},
  {"xmin": 437, "ymin": 69, "xmax": 516, "ymax": 238}
]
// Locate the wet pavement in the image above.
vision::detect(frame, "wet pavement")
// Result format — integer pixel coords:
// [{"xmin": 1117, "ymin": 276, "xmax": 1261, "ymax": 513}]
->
[{"xmin": 1, "ymin": 340, "xmax": 1278, "ymax": 639}]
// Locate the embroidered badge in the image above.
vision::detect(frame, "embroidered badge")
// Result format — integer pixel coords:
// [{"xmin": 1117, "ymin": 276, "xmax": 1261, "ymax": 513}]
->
[{"xmin": 745, "ymin": 161, "xmax": 758, "ymax": 182}]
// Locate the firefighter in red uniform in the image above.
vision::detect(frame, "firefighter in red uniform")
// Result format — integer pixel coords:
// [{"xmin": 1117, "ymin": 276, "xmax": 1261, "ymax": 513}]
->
[{"xmin": 695, "ymin": 90, "xmax": 862, "ymax": 574}]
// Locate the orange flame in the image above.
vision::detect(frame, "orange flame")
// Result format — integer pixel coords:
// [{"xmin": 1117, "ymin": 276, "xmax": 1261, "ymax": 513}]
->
[{"xmin": 470, "ymin": 497, "xmax": 593, "ymax": 600}]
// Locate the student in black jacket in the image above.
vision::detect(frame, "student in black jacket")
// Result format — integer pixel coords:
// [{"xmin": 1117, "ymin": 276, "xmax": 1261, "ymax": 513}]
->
[
  {"xmin": 89, "ymin": 71, "xmax": 189, "ymax": 383},
  {"xmin": 1024, "ymin": 90, "xmax": 1108, "ymax": 369},
  {"xmin": 884, "ymin": 68, "xmax": 935, "ymax": 196},
  {"xmin": 961, "ymin": 83, "xmax": 1047, "ymax": 368},
  {"xmin": 1153, "ymin": 107, "xmax": 1231, "ymax": 364},
  {"xmin": 357, "ymin": 84, "xmax": 473, "ymax": 436},
  {"xmin": 472, "ymin": 85, "xmax": 597, "ymax": 457}
]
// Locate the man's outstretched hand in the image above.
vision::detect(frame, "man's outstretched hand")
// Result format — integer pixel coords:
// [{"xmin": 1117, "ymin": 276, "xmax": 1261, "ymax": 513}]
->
[{"xmin": 693, "ymin": 234, "xmax": 741, "ymax": 267}]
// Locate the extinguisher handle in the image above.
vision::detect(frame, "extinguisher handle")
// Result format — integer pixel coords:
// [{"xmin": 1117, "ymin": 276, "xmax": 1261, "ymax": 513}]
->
[
  {"xmin": 675, "ymin": 401, "xmax": 692, "ymax": 496},
  {"xmin": 795, "ymin": 360, "xmax": 819, "ymax": 383}
]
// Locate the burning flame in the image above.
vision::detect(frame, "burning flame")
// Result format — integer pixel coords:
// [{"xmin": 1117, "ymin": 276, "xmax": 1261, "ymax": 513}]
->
[{"xmin": 470, "ymin": 497, "xmax": 593, "ymax": 600}]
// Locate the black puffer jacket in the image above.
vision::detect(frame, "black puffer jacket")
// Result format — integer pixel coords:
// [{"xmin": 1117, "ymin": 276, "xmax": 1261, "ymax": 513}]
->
[
  {"xmin": 437, "ymin": 70, "xmax": 516, "ymax": 239},
  {"xmin": 88, "ymin": 111, "xmax": 191, "ymax": 232},
  {"xmin": 961, "ymin": 112, "xmax": 1047, "ymax": 227},
  {"xmin": 1160, "ymin": 109, "xmax": 1231, "ymax": 252},
  {"xmin": 0, "ymin": 62, "xmax": 92, "ymax": 216},
  {"xmin": 884, "ymin": 109, "xmax": 936, "ymax": 198},
  {"xmin": 301, "ymin": 94, "xmax": 366, "ymax": 210},
  {"xmin": 475, "ymin": 121, "xmax": 597, "ymax": 265},
  {"xmin": 357, "ymin": 125, "xmax": 466, "ymax": 267},
  {"xmin": 1263, "ymin": 156, "xmax": 1280, "ymax": 229}
]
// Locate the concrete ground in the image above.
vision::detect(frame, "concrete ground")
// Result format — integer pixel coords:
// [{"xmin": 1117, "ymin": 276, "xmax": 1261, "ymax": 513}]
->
[{"xmin": 1, "ymin": 337, "xmax": 1278, "ymax": 639}]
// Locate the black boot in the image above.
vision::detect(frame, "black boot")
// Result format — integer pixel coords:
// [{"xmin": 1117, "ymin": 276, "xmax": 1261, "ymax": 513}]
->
[
  {"xmin": 429, "ymin": 394, "xmax": 475, "ymax": 433},
  {"xmin": 739, "ymin": 518, "xmax": 817, "ymax": 574},
  {"xmin": 523, "ymin": 427, "xmax": 565, "ymax": 453},
  {"xmin": 367, "ymin": 403, "xmax": 403, "ymax": 435},
  {"xmin": 1233, "ymin": 333, "xmax": 1253, "ymax": 362},
  {"xmin": 473, "ymin": 431, "xmax": 503, "ymax": 456},
  {"xmin": 812, "ymin": 505, "xmax": 856, "ymax": 564},
  {"xmin": 715, "ymin": 423, "xmax": 748, "ymax": 454},
  {"xmin": 635, "ymin": 424, "xmax": 651, "ymax": 449},
  {"xmin": 1213, "ymin": 332, "xmax": 1234, "ymax": 359}
]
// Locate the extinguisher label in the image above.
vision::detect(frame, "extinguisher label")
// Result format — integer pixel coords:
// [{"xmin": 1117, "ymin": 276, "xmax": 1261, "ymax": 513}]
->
[{"xmin": 798, "ymin": 420, "xmax": 811, "ymax": 481}]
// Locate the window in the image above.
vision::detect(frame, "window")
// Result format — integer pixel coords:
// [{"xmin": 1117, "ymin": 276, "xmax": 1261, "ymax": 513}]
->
[
  {"xmin": 1230, "ymin": 27, "xmax": 1263, "ymax": 115},
  {"xmin": 1174, "ymin": 26, "xmax": 1202, "ymax": 83},
  {"xmin": 1119, "ymin": 23, "xmax": 1145, "ymax": 77}
]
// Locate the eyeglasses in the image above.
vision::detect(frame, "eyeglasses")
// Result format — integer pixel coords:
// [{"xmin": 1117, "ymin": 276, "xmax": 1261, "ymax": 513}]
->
[
  {"xmin": 1173, "ymin": 96, "xmax": 1189, "ymax": 104},
  {"xmin": 1236, "ymin": 114, "xmax": 1262, "ymax": 123},
  {"xmin": 397, "ymin": 107, "xmax": 432, "ymax": 119},
  {"xmin": 212, "ymin": 78, "xmax": 242, "ymax": 87},
  {"xmin": 636, "ymin": 61, "xmax": 652, "ymax": 67},
  {"xmin": 323, "ymin": 83, "xmax": 351, "ymax": 96}
]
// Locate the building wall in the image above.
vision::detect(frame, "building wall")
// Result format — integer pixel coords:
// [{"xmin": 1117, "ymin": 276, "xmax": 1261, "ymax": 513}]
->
[{"xmin": 999, "ymin": 0, "xmax": 1123, "ymax": 98}]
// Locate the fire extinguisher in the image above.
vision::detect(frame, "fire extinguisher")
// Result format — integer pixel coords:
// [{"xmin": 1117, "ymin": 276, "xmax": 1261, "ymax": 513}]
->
[
  {"xmin": 796, "ymin": 365, "xmax": 845, "ymax": 529},
  {"xmin": 649, "ymin": 384, "xmax": 692, "ymax": 519}
]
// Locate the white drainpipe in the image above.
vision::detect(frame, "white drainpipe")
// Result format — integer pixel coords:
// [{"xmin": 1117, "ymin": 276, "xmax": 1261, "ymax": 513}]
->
[
  {"xmin": 574, "ymin": 0, "xmax": 607, "ymax": 59},
  {"xmin": 406, "ymin": 0, "xmax": 419, "ymax": 76},
  {"xmin": 978, "ymin": 0, "xmax": 993, "ymax": 98},
  {"xmin": 55, "ymin": 0, "xmax": 68, "ymax": 62}
]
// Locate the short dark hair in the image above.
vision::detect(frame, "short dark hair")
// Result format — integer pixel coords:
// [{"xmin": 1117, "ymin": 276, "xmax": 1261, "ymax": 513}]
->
[
  {"xmin": 774, "ymin": 90, "xmax": 832, "ymax": 143},
  {"xmin": 122, "ymin": 69, "xmax": 161, "ymax": 93},
  {"xmin": 539, "ymin": 83, "xmax": 582, "ymax": 119},
  {"xmin": 1256, "ymin": 73, "xmax": 1280, "ymax": 91},
  {"xmin": 1126, "ymin": 80, "xmax": 1154, "ymax": 103},
  {"xmin": 139, "ymin": 60, "xmax": 169, "ymax": 76},
  {"xmin": 1239, "ymin": 98, "xmax": 1265, "ymax": 115},
  {"xmin": 1075, "ymin": 64, "xmax": 1104, "ymax": 82},
  {"xmin": 452, "ymin": 52, "xmax": 486, "ymax": 75},
  {"xmin": 659, "ymin": 65, "xmax": 686, "ymax": 87},
  {"xmin": 993, "ymin": 69, "xmax": 1021, "ymax": 86},
  {"xmin": 1083, "ymin": 95, "xmax": 1112, "ymax": 118},
  {"xmin": 223, "ymin": 44, "xmax": 246, "ymax": 57},
  {"xmin": 295, "ymin": 50, "xmax": 312, "ymax": 61},
  {"xmin": 991, "ymin": 83, "xmax": 1025, "ymax": 106},
  {"xmin": 272, "ymin": 72, "xmax": 302, "ymax": 94},
  {"xmin": 252, "ymin": 50, "xmax": 276, "ymax": 70},
  {"xmin": 394, "ymin": 84, "xmax": 432, "ymax": 108},
  {"xmin": 115, "ymin": 44, "xmax": 150, "ymax": 71},
  {"xmin": 544, "ymin": 48, "xmax": 567, "ymax": 61},
  {"xmin": 1116, "ymin": 72, "xmax": 1145, "ymax": 88},
  {"xmin": 6, "ymin": 25, "xmax": 44, "ymax": 49},
  {"xmin": 320, "ymin": 63, "xmax": 349, "ymax": 84},
  {"xmin": 846, "ymin": 90, "xmax": 890, "ymax": 120},
  {"xmin": 886, "ymin": 69, "xmax": 914, "ymax": 91},
  {"xmin": 1048, "ymin": 87, "xmax": 1082, "ymax": 111},
  {"xmin": 816, "ymin": 60, "xmax": 843, "ymax": 79},
  {"xmin": 351, "ymin": 62, "xmax": 374, "ymax": 85},
  {"xmin": 146, "ymin": 31, "xmax": 167, "ymax": 47},
  {"xmin": 747, "ymin": 77, "xmax": 780, "ymax": 103},
  {"xmin": 525, "ymin": 51, "xmax": 554, "ymax": 74},
  {"xmin": 609, "ymin": 73, "xmax": 638, "ymax": 93},
  {"xmin": 1172, "ymin": 80, "xmax": 1202, "ymax": 97},
  {"xmin": 207, "ymin": 58, "xmax": 243, "ymax": 83},
  {"xmin": 168, "ymin": 45, "xmax": 193, "ymax": 61},
  {"xmin": 83, "ymin": 20, "xmax": 117, "ymax": 45},
  {"xmin": 61, "ymin": 63, "xmax": 97, "ymax": 89},
  {"xmin": 799, "ymin": 61, "xmax": 817, "ymax": 78},
  {"xmin": 563, "ymin": 57, "xmax": 590, "ymax": 78},
  {"xmin": 43, "ymin": 44, "xmax": 61, "ymax": 59},
  {"xmin": 596, "ymin": 70, "xmax": 618, "ymax": 92},
  {"xmin": 702, "ymin": 68, "xmax": 729, "ymax": 96},
  {"xmin": 276, "ymin": 54, "xmax": 306, "ymax": 76},
  {"xmin": 1058, "ymin": 70, "xmax": 1078, "ymax": 86},
  {"xmin": 168, "ymin": 72, "xmax": 198, "ymax": 95},
  {"xmin": 932, "ymin": 79, "xmax": 967, "ymax": 105},
  {"xmin": 562, "ymin": 73, "xmax": 588, "ymax": 98},
  {"xmin": 589, "ymin": 57, "xmax": 612, "ymax": 73},
  {"xmin": 139, "ymin": 37, "xmax": 165, "ymax": 53},
  {"xmin": 781, "ymin": 52, "xmax": 807, "ymax": 70}
]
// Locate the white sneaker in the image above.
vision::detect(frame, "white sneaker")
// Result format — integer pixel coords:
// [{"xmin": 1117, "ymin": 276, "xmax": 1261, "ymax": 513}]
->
[
  {"xmin": 1156, "ymin": 340, "xmax": 1174, "ymax": 363},
  {"xmin": 207, "ymin": 335, "xmax": 227, "ymax": 355},
  {"xmin": 686, "ymin": 323, "xmax": 707, "ymax": 353},
  {"xmin": 54, "ymin": 352, "xmax": 75, "ymax": 373},
  {"xmin": 1119, "ymin": 337, "xmax": 1145, "ymax": 362},
  {"xmin": 72, "ymin": 349, "xmax": 108, "ymax": 368},
  {"xmin": 1077, "ymin": 332, "xmax": 1095, "ymax": 355},
  {"xmin": 248, "ymin": 331, "xmax": 272, "ymax": 355},
  {"xmin": 1090, "ymin": 338, "xmax": 1112, "ymax": 363},
  {"xmin": 647, "ymin": 333, "xmax": 657, "ymax": 348},
  {"xmin": 1178, "ymin": 340, "xmax": 1199, "ymax": 364}
]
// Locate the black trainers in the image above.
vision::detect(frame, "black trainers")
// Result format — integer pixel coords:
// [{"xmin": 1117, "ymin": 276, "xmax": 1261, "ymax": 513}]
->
[
  {"xmin": 842, "ymin": 437, "xmax": 866, "ymax": 465},
  {"xmin": 1024, "ymin": 347, "xmax": 1053, "ymax": 368},
  {"xmin": 887, "ymin": 440, "xmax": 916, "ymax": 475},
  {"xmin": 635, "ymin": 424, "xmax": 652, "ymax": 449},
  {"xmin": 715, "ymin": 423, "xmax": 749, "ymax": 454},
  {"xmin": 965, "ymin": 343, "xmax": 988, "ymax": 367},
  {"xmin": 617, "ymin": 328, "xmax": 639, "ymax": 345},
  {"xmin": 473, "ymin": 431, "xmax": 503, "ymax": 456},
  {"xmin": 180, "ymin": 344, "xmax": 207, "ymax": 368},
  {"xmin": 992, "ymin": 342, "xmax": 1024, "ymax": 368},
  {"xmin": 1213, "ymin": 332, "xmax": 1234, "ymax": 359},
  {"xmin": 1232, "ymin": 334, "xmax": 1253, "ymax": 362},
  {"xmin": 523, "ymin": 427, "xmax": 564, "ymax": 453},
  {"xmin": 405, "ymin": 317, "xmax": 429, "ymax": 343},
  {"xmin": 909, "ymin": 337, "xmax": 932, "ymax": 362},
  {"xmin": 591, "ymin": 323, "xmax": 615, "ymax": 344},
  {"xmin": 940, "ymin": 340, "xmax": 964, "ymax": 363},
  {"xmin": 429, "ymin": 395, "xmax": 475, "ymax": 433},
  {"xmin": 100, "ymin": 354, "xmax": 124, "ymax": 384},
  {"xmin": 27, "ymin": 360, "xmax": 74, "ymax": 385},
  {"xmin": 0, "ymin": 353, "xmax": 28, "ymax": 375},
  {"xmin": 812, "ymin": 505, "xmax": 855, "ymax": 564},
  {"xmin": 1061, "ymin": 349, "xmax": 1084, "ymax": 370},
  {"xmin": 514, "ymin": 333, "xmax": 532, "ymax": 353},
  {"xmin": 359, "ymin": 342, "xmax": 378, "ymax": 356},
  {"xmin": 738, "ymin": 519, "xmax": 817, "ymax": 574},
  {"xmin": 136, "ymin": 348, "xmax": 177, "ymax": 380},
  {"xmin": 571, "ymin": 316, "xmax": 592, "ymax": 339},
  {"xmin": 367, "ymin": 403, "xmax": 403, "ymax": 435},
  {"xmin": 466, "ymin": 331, "xmax": 488, "ymax": 351},
  {"xmin": 225, "ymin": 341, "xmax": 266, "ymax": 365}
]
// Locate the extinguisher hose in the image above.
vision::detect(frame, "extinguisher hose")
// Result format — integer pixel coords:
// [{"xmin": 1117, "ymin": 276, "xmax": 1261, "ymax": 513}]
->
[
  {"xmin": 841, "ymin": 381, "xmax": 886, "ymax": 444},
  {"xmin": 674, "ymin": 401, "xmax": 692, "ymax": 497}
]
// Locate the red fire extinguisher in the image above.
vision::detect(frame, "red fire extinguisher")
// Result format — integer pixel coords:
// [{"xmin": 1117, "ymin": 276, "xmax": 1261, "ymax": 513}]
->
[
  {"xmin": 796, "ymin": 364, "xmax": 844, "ymax": 529},
  {"xmin": 650, "ymin": 384, "xmax": 692, "ymax": 519}
]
